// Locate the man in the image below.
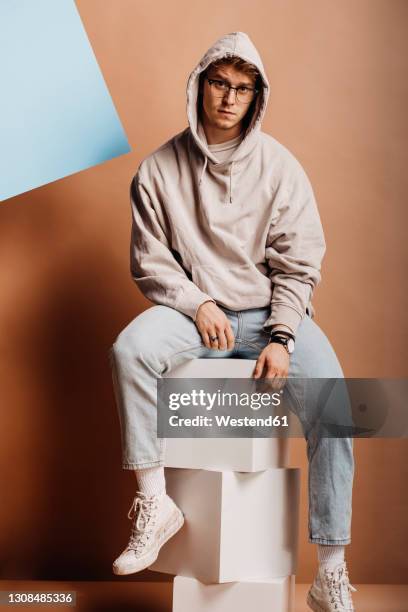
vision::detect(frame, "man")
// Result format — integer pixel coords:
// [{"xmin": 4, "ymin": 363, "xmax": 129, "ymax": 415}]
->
[{"xmin": 110, "ymin": 32, "xmax": 356, "ymax": 611}]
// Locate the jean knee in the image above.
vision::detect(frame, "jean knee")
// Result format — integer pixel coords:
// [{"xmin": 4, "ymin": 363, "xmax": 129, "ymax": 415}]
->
[
  {"xmin": 111, "ymin": 320, "xmax": 150, "ymax": 365},
  {"xmin": 294, "ymin": 318, "xmax": 345, "ymax": 378}
]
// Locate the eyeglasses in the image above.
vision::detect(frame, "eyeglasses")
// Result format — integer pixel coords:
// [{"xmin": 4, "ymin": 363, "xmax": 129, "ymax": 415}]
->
[{"xmin": 206, "ymin": 78, "xmax": 258, "ymax": 105}]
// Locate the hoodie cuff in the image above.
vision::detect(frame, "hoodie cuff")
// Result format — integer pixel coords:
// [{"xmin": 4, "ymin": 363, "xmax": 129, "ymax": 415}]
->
[
  {"xmin": 175, "ymin": 287, "xmax": 216, "ymax": 322},
  {"xmin": 262, "ymin": 304, "xmax": 303, "ymax": 336},
  {"xmin": 271, "ymin": 323, "xmax": 295, "ymax": 336}
]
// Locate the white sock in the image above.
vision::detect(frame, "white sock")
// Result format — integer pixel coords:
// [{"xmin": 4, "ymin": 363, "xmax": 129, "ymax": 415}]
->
[
  {"xmin": 317, "ymin": 544, "xmax": 345, "ymax": 570},
  {"xmin": 135, "ymin": 466, "xmax": 166, "ymax": 497}
]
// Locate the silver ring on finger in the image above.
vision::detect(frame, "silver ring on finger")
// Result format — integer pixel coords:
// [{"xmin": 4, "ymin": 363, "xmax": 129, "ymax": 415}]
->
[{"xmin": 210, "ymin": 335, "xmax": 218, "ymax": 342}]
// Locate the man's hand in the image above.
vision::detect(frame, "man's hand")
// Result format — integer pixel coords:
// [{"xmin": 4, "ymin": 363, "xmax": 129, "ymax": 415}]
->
[
  {"xmin": 253, "ymin": 342, "xmax": 289, "ymax": 391},
  {"xmin": 195, "ymin": 301, "xmax": 235, "ymax": 350}
]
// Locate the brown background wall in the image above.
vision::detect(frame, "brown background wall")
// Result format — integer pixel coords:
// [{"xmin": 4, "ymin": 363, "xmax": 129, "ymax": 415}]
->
[{"xmin": 0, "ymin": 0, "xmax": 407, "ymax": 585}]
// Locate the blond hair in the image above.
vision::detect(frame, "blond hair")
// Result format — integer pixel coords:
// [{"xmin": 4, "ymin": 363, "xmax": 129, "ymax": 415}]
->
[{"xmin": 207, "ymin": 56, "xmax": 261, "ymax": 87}]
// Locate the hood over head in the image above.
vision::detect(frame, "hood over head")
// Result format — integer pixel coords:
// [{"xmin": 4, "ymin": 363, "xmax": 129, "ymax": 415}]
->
[{"xmin": 186, "ymin": 31, "xmax": 270, "ymax": 166}]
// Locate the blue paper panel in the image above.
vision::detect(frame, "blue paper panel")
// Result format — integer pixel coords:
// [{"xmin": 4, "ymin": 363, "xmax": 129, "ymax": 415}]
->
[{"xmin": 0, "ymin": 0, "xmax": 131, "ymax": 202}]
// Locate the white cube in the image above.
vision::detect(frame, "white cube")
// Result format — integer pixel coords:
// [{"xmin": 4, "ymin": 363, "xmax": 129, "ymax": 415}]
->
[
  {"xmin": 173, "ymin": 575, "xmax": 295, "ymax": 612},
  {"xmin": 149, "ymin": 467, "xmax": 300, "ymax": 583},
  {"xmin": 164, "ymin": 437, "xmax": 289, "ymax": 471},
  {"xmin": 163, "ymin": 359, "xmax": 290, "ymax": 471}
]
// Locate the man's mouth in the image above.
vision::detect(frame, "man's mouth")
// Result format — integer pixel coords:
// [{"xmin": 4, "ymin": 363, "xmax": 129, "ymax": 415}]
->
[{"xmin": 218, "ymin": 110, "xmax": 235, "ymax": 116}]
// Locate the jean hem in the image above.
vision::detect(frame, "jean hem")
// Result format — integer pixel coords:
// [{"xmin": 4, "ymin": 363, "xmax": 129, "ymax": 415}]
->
[
  {"xmin": 122, "ymin": 459, "xmax": 164, "ymax": 470},
  {"xmin": 309, "ymin": 536, "xmax": 351, "ymax": 545}
]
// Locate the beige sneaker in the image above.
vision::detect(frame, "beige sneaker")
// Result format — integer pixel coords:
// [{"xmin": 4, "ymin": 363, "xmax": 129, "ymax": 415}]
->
[
  {"xmin": 307, "ymin": 561, "xmax": 357, "ymax": 611},
  {"xmin": 112, "ymin": 490, "xmax": 184, "ymax": 576}
]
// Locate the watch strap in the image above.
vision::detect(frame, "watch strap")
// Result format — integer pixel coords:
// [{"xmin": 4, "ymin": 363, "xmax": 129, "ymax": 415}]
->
[
  {"xmin": 269, "ymin": 335, "xmax": 289, "ymax": 348},
  {"xmin": 270, "ymin": 330, "xmax": 295, "ymax": 341}
]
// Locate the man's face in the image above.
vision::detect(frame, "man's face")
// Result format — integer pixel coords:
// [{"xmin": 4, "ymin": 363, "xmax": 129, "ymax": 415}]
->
[{"xmin": 201, "ymin": 64, "xmax": 256, "ymax": 133}]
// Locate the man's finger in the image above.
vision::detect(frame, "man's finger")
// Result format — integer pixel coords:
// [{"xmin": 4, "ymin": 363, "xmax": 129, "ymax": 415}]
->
[
  {"xmin": 201, "ymin": 330, "xmax": 212, "ymax": 349},
  {"xmin": 265, "ymin": 363, "xmax": 280, "ymax": 390},
  {"xmin": 265, "ymin": 366, "xmax": 277, "ymax": 378},
  {"xmin": 275, "ymin": 373, "xmax": 288, "ymax": 392},
  {"xmin": 217, "ymin": 329, "xmax": 228, "ymax": 351},
  {"xmin": 208, "ymin": 327, "xmax": 220, "ymax": 351},
  {"xmin": 225, "ymin": 325, "xmax": 235, "ymax": 350},
  {"xmin": 253, "ymin": 355, "xmax": 265, "ymax": 379}
]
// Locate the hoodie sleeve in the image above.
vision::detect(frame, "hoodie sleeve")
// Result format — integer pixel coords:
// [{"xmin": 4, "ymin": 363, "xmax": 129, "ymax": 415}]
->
[
  {"xmin": 263, "ymin": 165, "xmax": 326, "ymax": 335},
  {"xmin": 130, "ymin": 173, "xmax": 216, "ymax": 321}
]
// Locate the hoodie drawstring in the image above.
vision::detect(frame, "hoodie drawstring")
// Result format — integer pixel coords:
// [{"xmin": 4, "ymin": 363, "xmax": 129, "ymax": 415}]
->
[
  {"xmin": 199, "ymin": 155, "xmax": 234, "ymax": 205},
  {"xmin": 229, "ymin": 161, "xmax": 234, "ymax": 203},
  {"xmin": 199, "ymin": 155, "xmax": 208, "ymax": 187}
]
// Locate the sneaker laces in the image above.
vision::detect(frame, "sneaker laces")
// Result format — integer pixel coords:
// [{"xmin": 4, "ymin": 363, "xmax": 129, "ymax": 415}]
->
[
  {"xmin": 126, "ymin": 493, "xmax": 160, "ymax": 555},
  {"xmin": 324, "ymin": 563, "xmax": 357, "ymax": 610}
]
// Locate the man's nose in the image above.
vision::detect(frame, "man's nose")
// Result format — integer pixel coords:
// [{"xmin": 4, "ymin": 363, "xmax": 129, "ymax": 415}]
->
[{"xmin": 224, "ymin": 87, "xmax": 236, "ymax": 105}]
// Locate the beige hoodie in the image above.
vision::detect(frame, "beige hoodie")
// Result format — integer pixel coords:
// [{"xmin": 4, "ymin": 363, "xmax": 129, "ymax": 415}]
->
[{"xmin": 130, "ymin": 32, "xmax": 326, "ymax": 335}]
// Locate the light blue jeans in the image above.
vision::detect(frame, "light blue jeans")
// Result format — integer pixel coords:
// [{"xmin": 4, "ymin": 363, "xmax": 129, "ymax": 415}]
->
[{"xmin": 110, "ymin": 304, "xmax": 354, "ymax": 545}]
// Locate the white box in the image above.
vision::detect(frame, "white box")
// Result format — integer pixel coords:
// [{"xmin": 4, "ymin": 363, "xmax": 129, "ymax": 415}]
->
[
  {"xmin": 149, "ymin": 467, "xmax": 300, "ymax": 583},
  {"xmin": 166, "ymin": 357, "xmax": 257, "ymax": 379},
  {"xmin": 164, "ymin": 359, "xmax": 290, "ymax": 471},
  {"xmin": 173, "ymin": 575, "xmax": 295, "ymax": 612},
  {"xmin": 164, "ymin": 437, "xmax": 289, "ymax": 471}
]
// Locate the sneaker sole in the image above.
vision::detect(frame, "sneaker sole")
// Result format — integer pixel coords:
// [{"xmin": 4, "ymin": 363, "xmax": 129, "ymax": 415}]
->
[
  {"xmin": 113, "ymin": 508, "xmax": 185, "ymax": 576},
  {"xmin": 306, "ymin": 589, "xmax": 326, "ymax": 612}
]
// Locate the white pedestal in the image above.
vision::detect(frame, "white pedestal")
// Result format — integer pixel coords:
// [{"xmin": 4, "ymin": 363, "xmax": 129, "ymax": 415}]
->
[
  {"xmin": 149, "ymin": 467, "xmax": 300, "ymax": 584},
  {"xmin": 165, "ymin": 358, "xmax": 256, "ymax": 379},
  {"xmin": 163, "ymin": 359, "xmax": 290, "ymax": 471},
  {"xmin": 172, "ymin": 575, "xmax": 295, "ymax": 612},
  {"xmin": 164, "ymin": 437, "xmax": 289, "ymax": 471}
]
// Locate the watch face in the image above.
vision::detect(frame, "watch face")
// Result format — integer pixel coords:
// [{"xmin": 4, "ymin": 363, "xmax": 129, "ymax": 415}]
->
[{"xmin": 287, "ymin": 338, "xmax": 295, "ymax": 353}]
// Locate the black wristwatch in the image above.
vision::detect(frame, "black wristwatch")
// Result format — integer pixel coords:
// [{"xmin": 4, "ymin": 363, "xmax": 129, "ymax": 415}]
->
[{"xmin": 269, "ymin": 330, "xmax": 295, "ymax": 354}]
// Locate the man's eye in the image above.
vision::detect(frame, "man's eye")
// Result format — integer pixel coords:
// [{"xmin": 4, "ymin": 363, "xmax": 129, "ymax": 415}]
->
[{"xmin": 239, "ymin": 87, "xmax": 249, "ymax": 93}]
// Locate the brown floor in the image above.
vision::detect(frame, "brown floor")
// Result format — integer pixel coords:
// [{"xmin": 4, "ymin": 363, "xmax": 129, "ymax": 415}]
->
[{"xmin": 0, "ymin": 581, "xmax": 407, "ymax": 612}]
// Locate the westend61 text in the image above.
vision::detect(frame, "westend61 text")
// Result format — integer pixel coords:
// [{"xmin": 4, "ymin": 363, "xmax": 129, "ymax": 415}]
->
[
  {"xmin": 168, "ymin": 389, "xmax": 283, "ymax": 411},
  {"xmin": 168, "ymin": 414, "xmax": 289, "ymax": 427}
]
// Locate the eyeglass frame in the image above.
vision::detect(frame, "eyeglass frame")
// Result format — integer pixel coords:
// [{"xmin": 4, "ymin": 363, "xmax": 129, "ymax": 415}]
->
[{"xmin": 206, "ymin": 78, "xmax": 259, "ymax": 104}]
